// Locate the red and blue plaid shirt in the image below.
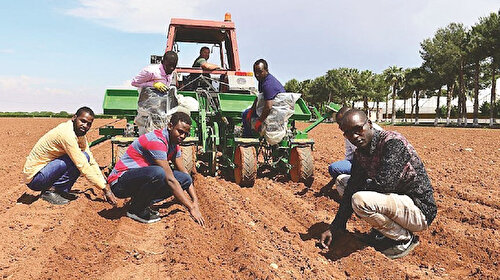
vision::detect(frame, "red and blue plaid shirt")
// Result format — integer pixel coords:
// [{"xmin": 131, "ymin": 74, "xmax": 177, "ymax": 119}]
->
[{"xmin": 107, "ymin": 128, "xmax": 181, "ymax": 185}]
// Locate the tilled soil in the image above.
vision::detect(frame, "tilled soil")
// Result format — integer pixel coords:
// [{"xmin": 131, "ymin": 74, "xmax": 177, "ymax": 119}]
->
[{"xmin": 0, "ymin": 118, "xmax": 498, "ymax": 279}]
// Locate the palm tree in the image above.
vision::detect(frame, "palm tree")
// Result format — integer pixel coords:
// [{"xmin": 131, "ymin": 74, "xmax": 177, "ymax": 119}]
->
[
  {"xmin": 383, "ymin": 66, "xmax": 404, "ymax": 124},
  {"xmin": 372, "ymin": 74, "xmax": 389, "ymax": 122},
  {"xmin": 357, "ymin": 70, "xmax": 375, "ymax": 114}
]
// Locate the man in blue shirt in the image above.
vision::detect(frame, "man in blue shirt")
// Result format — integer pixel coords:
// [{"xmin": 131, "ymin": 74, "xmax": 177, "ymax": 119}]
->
[{"xmin": 242, "ymin": 59, "xmax": 285, "ymax": 136}]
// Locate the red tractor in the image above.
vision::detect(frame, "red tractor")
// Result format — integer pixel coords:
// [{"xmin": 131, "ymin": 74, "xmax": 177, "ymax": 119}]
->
[{"xmin": 100, "ymin": 13, "xmax": 320, "ymax": 187}]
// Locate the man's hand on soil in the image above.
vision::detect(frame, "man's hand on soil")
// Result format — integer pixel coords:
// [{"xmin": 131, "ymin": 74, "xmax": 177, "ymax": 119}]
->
[
  {"xmin": 193, "ymin": 200, "xmax": 200, "ymax": 210},
  {"xmin": 103, "ymin": 188, "xmax": 118, "ymax": 207},
  {"xmin": 189, "ymin": 206, "xmax": 205, "ymax": 227},
  {"xmin": 320, "ymin": 229, "xmax": 333, "ymax": 249}
]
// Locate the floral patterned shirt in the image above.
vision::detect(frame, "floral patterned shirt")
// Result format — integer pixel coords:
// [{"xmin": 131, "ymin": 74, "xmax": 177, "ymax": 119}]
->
[{"xmin": 331, "ymin": 129, "xmax": 437, "ymax": 230}]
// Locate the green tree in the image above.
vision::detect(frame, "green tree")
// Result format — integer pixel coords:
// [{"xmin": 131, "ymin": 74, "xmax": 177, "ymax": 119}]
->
[
  {"xmin": 383, "ymin": 66, "xmax": 404, "ymax": 124},
  {"xmin": 473, "ymin": 11, "xmax": 500, "ymax": 126},
  {"xmin": 284, "ymin": 79, "xmax": 301, "ymax": 93},
  {"xmin": 403, "ymin": 67, "xmax": 429, "ymax": 124},
  {"xmin": 420, "ymin": 23, "xmax": 468, "ymax": 125},
  {"xmin": 467, "ymin": 21, "xmax": 488, "ymax": 127},
  {"xmin": 307, "ymin": 76, "xmax": 329, "ymax": 107},
  {"xmin": 357, "ymin": 70, "xmax": 375, "ymax": 114},
  {"xmin": 371, "ymin": 74, "xmax": 389, "ymax": 122},
  {"xmin": 325, "ymin": 68, "xmax": 357, "ymax": 105}
]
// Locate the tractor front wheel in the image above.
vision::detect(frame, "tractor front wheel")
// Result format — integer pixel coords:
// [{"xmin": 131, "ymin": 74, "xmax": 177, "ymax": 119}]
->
[
  {"xmin": 234, "ymin": 146, "xmax": 257, "ymax": 187},
  {"xmin": 289, "ymin": 146, "xmax": 314, "ymax": 183}
]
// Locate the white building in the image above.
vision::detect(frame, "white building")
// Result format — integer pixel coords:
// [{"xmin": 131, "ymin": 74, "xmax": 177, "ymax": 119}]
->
[{"xmin": 353, "ymin": 85, "xmax": 499, "ymax": 123}]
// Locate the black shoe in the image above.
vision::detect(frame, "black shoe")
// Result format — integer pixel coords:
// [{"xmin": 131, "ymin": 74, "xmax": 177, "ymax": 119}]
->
[
  {"xmin": 126, "ymin": 208, "xmax": 161, "ymax": 224},
  {"xmin": 147, "ymin": 206, "xmax": 159, "ymax": 216},
  {"xmin": 381, "ymin": 234, "xmax": 420, "ymax": 259},
  {"xmin": 41, "ymin": 190, "xmax": 70, "ymax": 205},
  {"xmin": 363, "ymin": 228, "xmax": 387, "ymax": 246},
  {"xmin": 56, "ymin": 191, "xmax": 78, "ymax": 201}
]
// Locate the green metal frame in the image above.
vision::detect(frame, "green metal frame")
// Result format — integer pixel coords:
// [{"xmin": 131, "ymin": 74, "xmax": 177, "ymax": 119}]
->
[{"xmin": 94, "ymin": 87, "xmax": 338, "ymax": 178}]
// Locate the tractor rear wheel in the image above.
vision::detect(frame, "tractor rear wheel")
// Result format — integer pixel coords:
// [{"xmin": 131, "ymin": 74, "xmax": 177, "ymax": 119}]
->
[
  {"xmin": 234, "ymin": 146, "xmax": 257, "ymax": 187},
  {"xmin": 289, "ymin": 146, "xmax": 314, "ymax": 183},
  {"xmin": 180, "ymin": 145, "xmax": 197, "ymax": 174}
]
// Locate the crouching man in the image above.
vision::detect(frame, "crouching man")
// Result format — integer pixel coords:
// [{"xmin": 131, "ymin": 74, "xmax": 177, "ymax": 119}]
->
[
  {"xmin": 320, "ymin": 109, "xmax": 437, "ymax": 259},
  {"xmin": 107, "ymin": 112, "xmax": 205, "ymax": 225},
  {"xmin": 23, "ymin": 107, "xmax": 117, "ymax": 206}
]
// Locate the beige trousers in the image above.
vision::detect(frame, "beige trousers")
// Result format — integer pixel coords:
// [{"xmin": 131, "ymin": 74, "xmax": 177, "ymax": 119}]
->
[{"xmin": 351, "ymin": 191, "xmax": 428, "ymax": 241}]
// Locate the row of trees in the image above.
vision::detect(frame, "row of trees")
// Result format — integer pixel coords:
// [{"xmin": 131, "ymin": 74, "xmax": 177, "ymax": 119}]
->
[{"xmin": 285, "ymin": 10, "xmax": 499, "ymax": 126}]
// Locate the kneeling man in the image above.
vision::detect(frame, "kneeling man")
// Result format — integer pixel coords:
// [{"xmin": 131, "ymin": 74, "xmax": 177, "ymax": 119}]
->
[
  {"xmin": 23, "ymin": 107, "xmax": 117, "ymax": 205},
  {"xmin": 107, "ymin": 112, "xmax": 205, "ymax": 225},
  {"xmin": 320, "ymin": 109, "xmax": 436, "ymax": 259}
]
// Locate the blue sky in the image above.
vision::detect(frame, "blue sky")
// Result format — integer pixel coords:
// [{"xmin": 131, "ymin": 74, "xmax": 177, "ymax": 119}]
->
[{"xmin": 0, "ymin": 0, "xmax": 498, "ymax": 113}]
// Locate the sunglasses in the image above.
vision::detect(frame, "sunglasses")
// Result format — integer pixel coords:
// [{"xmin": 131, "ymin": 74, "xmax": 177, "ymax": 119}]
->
[{"xmin": 342, "ymin": 118, "xmax": 368, "ymax": 137}]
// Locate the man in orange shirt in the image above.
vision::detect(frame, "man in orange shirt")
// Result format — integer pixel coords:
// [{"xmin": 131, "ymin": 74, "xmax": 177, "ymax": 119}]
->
[{"xmin": 23, "ymin": 107, "xmax": 117, "ymax": 206}]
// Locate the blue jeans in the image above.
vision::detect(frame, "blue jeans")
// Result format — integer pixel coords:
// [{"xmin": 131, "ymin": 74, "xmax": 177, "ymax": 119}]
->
[
  {"xmin": 241, "ymin": 108, "xmax": 258, "ymax": 137},
  {"xmin": 328, "ymin": 159, "xmax": 352, "ymax": 181},
  {"xmin": 27, "ymin": 152, "xmax": 90, "ymax": 193},
  {"xmin": 111, "ymin": 166, "xmax": 192, "ymax": 213}
]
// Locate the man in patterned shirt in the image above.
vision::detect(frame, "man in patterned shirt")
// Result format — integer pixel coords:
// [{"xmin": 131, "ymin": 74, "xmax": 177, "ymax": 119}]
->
[
  {"xmin": 320, "ymin": 109, "xmax": 437, "ymax": 259},
  {"xmin": 108, "ymin": 112, "xmax": 204, "ymax": 225},
  {"xmin": 328, "ymin": 106, "xmax": 383, "ymax": 197}
]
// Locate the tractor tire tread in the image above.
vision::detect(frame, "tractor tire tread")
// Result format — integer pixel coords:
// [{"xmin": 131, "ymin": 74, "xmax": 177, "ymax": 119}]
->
[
  {"xmin": 290, "ymin": 146, "xmax": 314, "ymax": 183},
  {"xmin": 234, "ymin": 146, "xmax": 257, "ymax": 187},
  {"xmin": 181, "ymin": 145, "xmax": 197, "ymax": 174}
]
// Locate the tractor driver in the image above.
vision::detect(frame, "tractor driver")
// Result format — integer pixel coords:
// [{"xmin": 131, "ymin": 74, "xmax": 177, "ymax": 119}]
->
[
  {"xmin": 242, "ymin": 59, "xmax": 285, "ymax": 137},
  {"xmin": 192, "ymin": 47, "xmax": 220, "ymax": 71},
  {"xmin": 187, "ymin": 47, "xmax": 220, "ymax": 89}
]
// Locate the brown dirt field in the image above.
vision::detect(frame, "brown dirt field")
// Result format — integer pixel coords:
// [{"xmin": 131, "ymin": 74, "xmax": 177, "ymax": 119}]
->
[{"xmin": 0, "ymin": 117, "xmax": 499, "ymax": 279}]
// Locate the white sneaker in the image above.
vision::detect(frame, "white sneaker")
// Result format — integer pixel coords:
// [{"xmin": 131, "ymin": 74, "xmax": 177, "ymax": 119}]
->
[{"xmin": 381, "ymin": 234, "xmax": 420, "ymax": 259}]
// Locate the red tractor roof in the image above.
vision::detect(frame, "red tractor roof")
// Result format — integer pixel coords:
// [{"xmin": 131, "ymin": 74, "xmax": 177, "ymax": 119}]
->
[
  {"xmin": 168, "ymin": 18, "xmax": 235, "ymax": 44},
  {"xmin": 165, "ymin": 13, "xmax": 242, "ymax": 72}
]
